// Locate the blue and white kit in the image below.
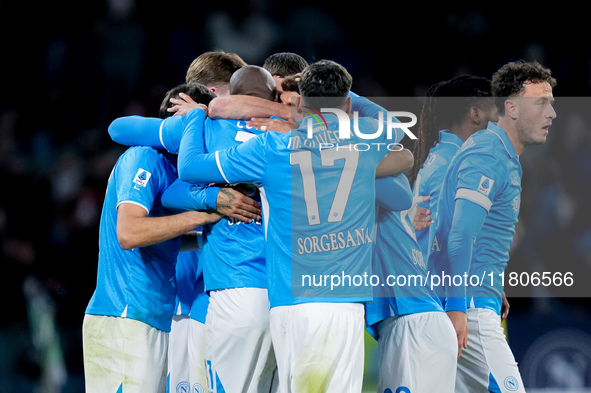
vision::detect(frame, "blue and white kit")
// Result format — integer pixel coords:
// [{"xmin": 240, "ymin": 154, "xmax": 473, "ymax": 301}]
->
[
  {"xmin": 427, "ymin": 121, "xmax": 525, "ymax": 393},
  {"xmin": 413, "ymin": 130, "xmax": 464, "ymax": 260}
]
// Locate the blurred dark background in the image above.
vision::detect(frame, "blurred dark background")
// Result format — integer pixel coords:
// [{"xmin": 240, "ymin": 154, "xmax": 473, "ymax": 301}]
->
[{"xmin": 0, "ymin": 1, "xmax": 590, "ymax": 391}]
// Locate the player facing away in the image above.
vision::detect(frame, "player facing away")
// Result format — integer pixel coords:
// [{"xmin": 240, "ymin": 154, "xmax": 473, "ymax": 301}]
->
[
  {"xmin": 169, "ymin": 65, "xmax": 279, "ymax": 393},
  {"xmin": 156, "ymin": 84, "xmax": 217, "ymax": 393},
  {"xmin": 407, "ymin": 74, "xmax": 497, "ymax": 261},
  {"xmin": 82, "ymin": 84, "xmax": 223, "ymax": 393},
  {"xmin": 175, "ymin": 59, "xmax": 409, "ymax": 392},
  {"xmin": 109, "ymin": 65, "xmax": 281, "ymax": 393},
  {"xmin": 427, "ymin": 60, "xmax": 556, "ymax": 393},
  {"xmin": 365, "ymin": 173, "xmax": 457, "ymax": 393}
]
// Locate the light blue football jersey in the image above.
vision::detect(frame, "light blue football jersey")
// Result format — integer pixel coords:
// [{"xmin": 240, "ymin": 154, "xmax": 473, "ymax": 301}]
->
[
  {"xmin": 173, "ymin": 247, "xmax": 209, "ymax": 324},
  {"xmin": 172, "ymin": 249, "xmax": 202, "ymax": 317},
  {"xmin": 85, "ymin": 146, "xmax": 180, "ymax": 332},
  {"xmin": 414, "ymin": 130, "xmax": 463, "ymax": 259},
  {"xmin": 365, "ymin": 175, "xmax": 444, "ymax": 340},
  {"xmin": 427, "ymin": 122, "xmax": 522, "ymax": 314},
  {"xmin": 177, "ymin": 111, "xmax": 403, "ymax": 308},
  {"xmin": 162, "ymin": 113, "xmax": 267, "ymax": 291}
]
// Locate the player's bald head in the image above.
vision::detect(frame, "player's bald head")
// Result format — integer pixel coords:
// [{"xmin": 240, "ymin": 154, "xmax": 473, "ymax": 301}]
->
[{"xmin": 229, "ymin": 65, "xmax": 277, "ymax": 101}]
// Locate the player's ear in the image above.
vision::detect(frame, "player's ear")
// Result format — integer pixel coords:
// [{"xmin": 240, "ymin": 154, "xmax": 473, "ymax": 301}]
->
[
  {"xmin": 344, "ymin": 96, "xmax": 352, "ymax": 114},
  {"xmin": 469, "ymin": 106, "xmax": 480, "ymax": 124},
  {"xmin": 296, "ymin": 95, "xmax": 303, "ymax": 115},
  {"xmin": 504, "ymin": 98, "xmax": 518, "ymax": 120}
]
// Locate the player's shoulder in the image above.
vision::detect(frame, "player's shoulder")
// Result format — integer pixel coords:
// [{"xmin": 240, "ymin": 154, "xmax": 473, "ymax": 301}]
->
[
  {"xmin": 355, "ymin": 115, "xmax": 381, "ymax": 131},
  {"xmin": 264, "ymin": 128, "xmax": 291, "ymax": 144},
  {"xmin": 118, "ymin": 146, "xmax": 171, "ymax": 171},
  {"xmin": 208, "ymin": 117, "xmax": 240, "ymax": 132},
  {"xmin": 122, "ymin": 145, "xmax": 162, "ymax": 159},
  {"xmin": 456, "ymin": 129, "xmax": 503, "ymax": 160},
  {"xmin": 451, "ymin": 139, "xmax": 512, "ymax": 187}
]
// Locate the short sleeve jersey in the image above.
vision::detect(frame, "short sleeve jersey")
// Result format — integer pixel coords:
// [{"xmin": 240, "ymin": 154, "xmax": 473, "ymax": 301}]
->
[
  {"xmin": 174, "ymin": 248, "xmax": 209, "ymax": 324},
  {"xmin": 162, "ymin": 113, "xmax": 268, "ymax": 291},
  {"xmin": 200, "ymin": 118, "xmax": 267, "ymax": 291},
  {"xmin": 414, "ymin": 130, "xmax": 463, "ymax": 259},
  {"xmin": 212, "ymin": 114, "xmax": 402, "ymax": 308},
  {"xmin": 173, "ymin": 248, "xmax": 201, "ymax": 316},
  {"xmin": 85, "ymin": 146, "xmax": 180, "ymax": 332},
  {"xmin": 365, "ymin": 207, "xmax": 444, "ymax": 339},
  {"xmin": 427, "ymin": 122, "xmax": 522, "ymax": 314}
]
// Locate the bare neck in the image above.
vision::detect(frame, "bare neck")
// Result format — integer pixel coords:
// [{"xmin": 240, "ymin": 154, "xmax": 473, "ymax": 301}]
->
[{"xmin": 497, "ymin": 116, "xmax": 525, "ymax": 155}]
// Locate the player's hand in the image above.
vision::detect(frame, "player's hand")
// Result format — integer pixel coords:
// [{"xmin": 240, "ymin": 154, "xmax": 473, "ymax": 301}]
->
[
  {"xmin": 215, "ymin": 187, "xmax": 261, "ymax": 223},
  {"xmin": 279, "ymin": 91, "xmax": 300, "ymax": 106},
  {"xmin": 447, "ymin": 310, "xmax": 468, "ymax": 357},
  {"xmin": 247, "ymin": 118, "xmax": 295, "ymax": 134},
  {"xmin": 501, "ymin": 292, "xmax": 510, "ymax": 321},
  {"xmin": 168, "ymin": 93, "xmax": 208, "ymax": 116},
  {"xmin": 408, "ymin": 195, "xmax": 431, "ymax": 232}
]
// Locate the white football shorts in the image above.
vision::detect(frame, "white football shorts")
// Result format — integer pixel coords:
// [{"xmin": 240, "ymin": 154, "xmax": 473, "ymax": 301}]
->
[
  {"xmin": 167, "ymin": 315, "xmax": 191, "ymax": 393},
  {"xmin": 270, "ymin": 302, "xmax": 365, "ymax": 393},
  {"xmin": 376, "ymin": 311, "xmax": 457, "ymax": 393},
  {"xmin": 188, "ymin": 319, "xmax": 208, "ymax": 393},
  {"xmin": 205, "ymin": 287, "xmax": 275, "ymax": 393},
  {"xmin": 82, "ymin": 314, "xmax": 168, "ymax": 393},
  {"xmin": 456, "ymin": 307, "xmax": 526, "ymax": 393}
]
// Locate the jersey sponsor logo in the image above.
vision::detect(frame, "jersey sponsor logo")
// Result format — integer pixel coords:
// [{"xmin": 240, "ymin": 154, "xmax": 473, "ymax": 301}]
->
[
  {"xmin": 477, "ymin": 176, "xmax": 494, "ymax": 196},
  {"xmin": 296, "ymin": 227, "xmax": 372, "ymax": 255},
  {"xmin": 133, "ymin": 168, "xmax": 151, "ymax": 187},
  {"xmin": 504, "ymin": 376, "xmax": 519, "ymax": 391}
]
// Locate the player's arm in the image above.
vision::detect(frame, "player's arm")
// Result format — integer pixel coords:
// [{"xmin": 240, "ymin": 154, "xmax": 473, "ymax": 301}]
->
[
  {"xmin": 375, "ymin": 173, "xmax": 413, "ymax": 211},
  {"xmin": 501, "ymin": 291, "xmax": 510, "ymax": 321},
  {"xmin": 446, "ymin": 198, "xmax": 487, "ymax": 357},
  {"xmin": 108, "ymin": 108, "xmax": 207, "ymax": 154},
  {"xmin": 208, "ymin": 95, "xmax": 292, "ymax": 120},
  {"xmin": 350, "ymin": 93, "xmax": 386, "ymax": 120},
  {"xmin": 108, "ymin": 116, "xmax": 165, "ymax": 149},
  {"xmin": 177, "ymin": 120, "xmax": 227, "ymax": 184},
  {"xmin": 375, "ymin": 149, "xmax": 414, "ymax": 177},
  {"xmin": 246, "ymin": 117, "xmax": 295, "ymax": 134},
  {"xmin": 179, "ymin": 125, "xmax": 267, "ymax": 186},
  {"xmin": 161, "ymin": 179, "xmax": 261, "ymax": 223},
  {"xmin": 116, "ymin": 203, "xmax": 221, "ymax": 250}
]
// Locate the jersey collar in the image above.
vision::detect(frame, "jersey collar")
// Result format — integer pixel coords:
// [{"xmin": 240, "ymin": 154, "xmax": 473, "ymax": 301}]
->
[
  {"xmin": 438, "ymin": 129, "xmax": 463, "ymax": 148},
  {"xmin": 486, "ymin": 121, "xmax": 518, "ymax": 158}
]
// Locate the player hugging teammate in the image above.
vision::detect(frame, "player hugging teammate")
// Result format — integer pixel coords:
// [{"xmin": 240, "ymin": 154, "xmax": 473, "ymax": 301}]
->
[{"xmin": 83, "ymin": 51, "xmax": 555, "ymax": 393}]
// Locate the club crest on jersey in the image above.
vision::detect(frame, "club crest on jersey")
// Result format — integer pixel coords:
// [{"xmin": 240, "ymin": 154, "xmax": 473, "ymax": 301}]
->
[
  {"xmin": 133, "ymin": 168, "xmax": 151, "ymax": 187},
  {"xmin": 477, "ymin": 176, "xmax": 494, "ymax": 196},
  {"xmin": 504, "ymin": 376, "xmax": 519, "ymax": 391}
]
